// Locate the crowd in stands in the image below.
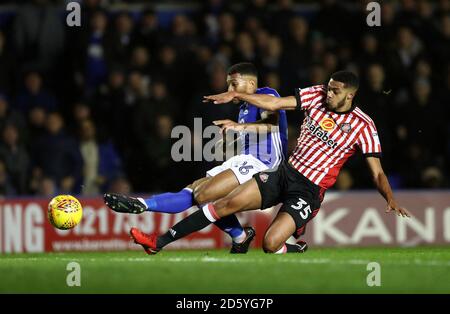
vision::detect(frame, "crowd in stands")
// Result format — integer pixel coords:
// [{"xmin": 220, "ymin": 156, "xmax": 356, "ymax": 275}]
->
[{"xmin": 0, "ymin": 0, "xmax": 448, "ymax": 197}]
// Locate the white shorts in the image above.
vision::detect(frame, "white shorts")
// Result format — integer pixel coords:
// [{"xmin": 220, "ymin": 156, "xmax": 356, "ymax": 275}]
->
[{"xmin": 206, "ymin": 154, "xmax": 269, "ymax": 184}]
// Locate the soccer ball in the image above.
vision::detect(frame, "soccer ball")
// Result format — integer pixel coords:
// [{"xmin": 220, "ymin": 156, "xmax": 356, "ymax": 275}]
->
[{"xmin": 48, "ymin": 195, "xmax": 83, "ymax": 230}]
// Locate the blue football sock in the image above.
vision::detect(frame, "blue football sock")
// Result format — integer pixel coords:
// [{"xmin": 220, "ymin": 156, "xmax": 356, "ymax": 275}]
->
[
  {"xmin": 144, "ymin": 188, "xmax": 194, "ymax": 213},
  {"xmin": 214, "ymin": 214, "xmax": 245, "ymax": 241}
]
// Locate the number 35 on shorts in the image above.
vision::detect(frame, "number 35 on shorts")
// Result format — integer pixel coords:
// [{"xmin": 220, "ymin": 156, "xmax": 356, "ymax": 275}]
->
[{"xmin": 291, "ymin": 198, "xmax": 312, "ymax": 219}]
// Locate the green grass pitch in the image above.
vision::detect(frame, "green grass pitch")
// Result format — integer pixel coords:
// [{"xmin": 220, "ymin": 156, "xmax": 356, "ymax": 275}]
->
[{"xmin": 1, "ymin": 247, "xmax": 450, "ymax": 293}]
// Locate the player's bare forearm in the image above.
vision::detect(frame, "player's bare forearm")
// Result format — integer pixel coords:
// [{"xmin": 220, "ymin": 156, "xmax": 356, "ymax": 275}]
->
[
  {"xmin": 366, "ymin": 156, "xmax": 411, "ymax": 217},
  {"xmin": 372, "ymin": 171, "xmax": 394, "ymax": 204},
  {"xmin": 233, "ymin": 92, "xmax": 295, "ymax": 111},
  {"xmin": 238, "ymin": 111, "xmax": 279, "ymax": 132},
  {"xmin": 236, "ymin": 122, "xmax": 274, "ymax": 132},
  {"xmin": 213, "ymin": 112, "xmax": 279, "ymax": 132},
  {"xmin": 204, "ymin": 91, "xmax": 297, "ymax": 111}
]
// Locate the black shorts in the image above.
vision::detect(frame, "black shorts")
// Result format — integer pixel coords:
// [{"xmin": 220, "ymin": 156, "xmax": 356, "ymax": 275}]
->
[{"xmin": 253, "ymin": 161, "xmax": 326, "ymax": 238}]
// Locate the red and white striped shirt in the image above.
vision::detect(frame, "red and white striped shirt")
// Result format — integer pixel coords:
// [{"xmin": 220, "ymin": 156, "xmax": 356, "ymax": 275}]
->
[{"xmin": 289, "ymin": 85, "xmax": 382, "ymax": 189}]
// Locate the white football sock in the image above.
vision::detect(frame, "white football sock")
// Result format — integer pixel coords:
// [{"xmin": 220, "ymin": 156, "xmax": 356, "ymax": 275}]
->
[
  {"xmin": 137, "ymin": 198, "xmax": 148, "ymax": 209},
  {"xmin": 274, "ymin": 244, "xmax": 287, "ymax": 254},
  {"xmin": 232, "ymin": 229, "xmax": 247, "ymax": 244}
]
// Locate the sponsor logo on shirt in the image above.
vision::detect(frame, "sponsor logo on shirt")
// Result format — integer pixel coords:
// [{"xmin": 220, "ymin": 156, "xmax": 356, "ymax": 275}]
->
[
  {"xmin": 306, "ymin": 117, "xmax": 338, "ymax": 149},
  {"xmin": 319, "ymin": 118, "xmax": 335, "ymax": 131}
]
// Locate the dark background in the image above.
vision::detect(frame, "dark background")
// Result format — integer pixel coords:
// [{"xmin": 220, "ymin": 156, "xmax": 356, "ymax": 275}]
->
[{"xmin": 0, "ymin": 0, "xmax": 448, "ymax": 197}]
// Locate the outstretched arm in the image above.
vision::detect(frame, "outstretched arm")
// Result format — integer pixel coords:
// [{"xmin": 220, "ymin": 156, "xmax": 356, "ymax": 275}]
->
[
  {"xmin": 213, "ymin": 111, "xmax": 279, "ymax": 132},
  {"xmin": 365, "ymin": 157, "xmax": 411, "ymax": 217},
  {"xmin": 204, "ymin": 91, "xmax": 297, "ymax": 111}
]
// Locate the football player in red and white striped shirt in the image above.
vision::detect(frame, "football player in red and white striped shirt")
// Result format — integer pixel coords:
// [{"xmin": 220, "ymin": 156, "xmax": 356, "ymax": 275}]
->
[
  {"xmin": 289, "ymin": 83, "xmax": 383, "ymax": 189},
  {"xmin": 129, "ymin": 71, "xmax": 410, "ymax": 255}
]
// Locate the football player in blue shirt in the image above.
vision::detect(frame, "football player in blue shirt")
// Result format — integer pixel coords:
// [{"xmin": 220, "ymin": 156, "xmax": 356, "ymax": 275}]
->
[{"xmin": 104, "ymin": 62, "xmax": 288, "ymax": 253}]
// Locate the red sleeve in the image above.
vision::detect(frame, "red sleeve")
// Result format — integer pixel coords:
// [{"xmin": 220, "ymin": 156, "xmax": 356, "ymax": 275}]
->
[
  {"xmin": 294, "ymin": 85, "xmax": 326, "ymax": 111},
  {"xmin": 356, "ymin": 122, "xmax": 382, "ymax": 157}
]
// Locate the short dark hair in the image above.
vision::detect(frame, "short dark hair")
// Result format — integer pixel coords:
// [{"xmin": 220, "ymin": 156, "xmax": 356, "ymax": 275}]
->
[
  {"xmin": 227, "ymin": 62, "xmax": 258, "ymax": 78},
  {"xmin": 330, "ymin": 71, "xmax": 359, "ymax": 90}
]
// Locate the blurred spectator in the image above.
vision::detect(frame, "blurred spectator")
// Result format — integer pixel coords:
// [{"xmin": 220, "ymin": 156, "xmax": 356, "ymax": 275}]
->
[
  {"xmin": 402, "ymin": 78, "xmax": 445, "ymax": 150},
  {"xmin": 260, "ymin": 36, "xmax": 283, "ymax": 75},
  {"xmin": 436, "ymin": 0, "xmax": 450, "ymax": 15},
  {"xmin": 188, "ymin": 61, "xmax": 238, "ymax": 180},
  {"xmin": 72, "ymin": 102, "xmax": 92, "ymax": 128},
  {"xmin": 80, "ymin": 0, "xmax": 105, "ymax": 26},
  {"xmin": 77, "ymin": 10, "xmax": 110, "ymax": 95},
  {"xmin": 283, "ymin": 17, "xmax": 310, "ymax": 87},
  {"xmin": 245, "ymin": 0, "xmax": 270, "ymax": 29},
  {"xmin": 421, "ymin": 166, "xmax": 446, "ymax": 188},
  {"xmin": 144, "ymin": 114, "xmax": 177, "ymax": 191},
  {"xmin": 0, "ymin": 160, "xmax": 15, "ymax": 197},
  {"xmin": 243, "ymin": 16, "xmax": 264, "ymax": 38},
  {"xmin": 190, "ymin": 61, "xmax": 236, "ymax": 127},
  {"xmin": 78, "ymin": 119, "xmax": 123, "ymax": 195},
  {"xmin": 287, "ymin": 124, "xmax": 300, "ymax": 155},
  {"xmin": 387, "ymin": 27, "xmax": 423, "ymax": 91},
  {"xmin": 134, "ymin": 8, "xmax": 161, "ymax": 55},
  {"xmin": 13, "ymin": 0, "xmax": 65, "ymax": 76},
  {"xmin": 0, "ymin": 124, "xmax": 29, "ymax": 194},
  {"xmin": 190, "ymin": 45, "xmax": 214, "ymax": 91},
  {"xmin": 337, "ymin": 43, "xmax": 354, "ymax": 70},
  {"xmin": 263, "ymin": 72, "xmax": 281, "ymax": 92},
  {"xmin": 125, "ymin": 71, "xmax": 149, "ymax": 108},
  {"xmin": 308, "ymin": 64, "xmax": 327, "ymax": 86},
  {"xmin": 0, "ymin": 1, "xmax": 446, "ymax": 194},
  {"xmin": 433, "ymin": 14, "xmax": 450, "ymax": 79},
  {"xmin": 322, "ymin": 51, "xmax": 338, "ymax": 76},
  {"xmin": 232, "ymin": 32, "xmax": 256, "ymax": 64},
  {"xmin": 135, "ymin": 80, "xmax": 178, "ymax": 132},
  {"xmin": 288, "ymin": 17, "xmax": 309, "ymax": 48},
  {"xmin": 396, "ymin": 0, "xmax": 420, "ymax": 30},
  {"xmin": 358, "ymin": 64, "xmax": 393, "ymax": 169},
  {"xmin": 15, "ymin": 71, "xmax": 57, "ymax": 114},
  {"xmin": 414, "ymin": 58, "xmax": 432, "ymax": 81},
  {"xmin": 0, "ymin": 31, "xmax": 16, "ymax": 95},
  {"xmin": 0, "ymin": 95, "xmax": 26, "ymax": 139},
  {"xmin": 335, "ymin": 169, "xmax": 354, "ymax": 191},
  {"xmin": 94, "ymin": 67, "xmax": 127, "ymax": 141},
  {"xmin": 31, "ymin": 112, "xmax": 83, "ymax": 194},
  {"xmin": 380, "ymin": 1, "xmax": 397, "ymax": 39},
  {"xmin": 254, "ymin": 28, "xmax": 270, "ymax": 56},
  {"xmin": 27, "ymin": 106, "xmax": 47, "ymax": 146},
  {"xmin": 357, "ymin": 34, "xmax": 384, "ymax": 73},
  {"xmin": 169, "ymin": 14, "xmax": 199, "ymax": 52},
  {"xmin": 154, "ymin": 45, "xmax": 186, "ymax": 103},
  {"xmin": 109, "ymin": 11, "xmax": 136, "ymax": 66},
  {"xmin": 416, "ymin": 0, "xmax": 438, "ymax": 46},
  {"xmin": 36, "ymin": 176, "xmax": 57, "ymax": 197},
  {"xmin": 216, "ymin": 12, "xmax": 237, "ymax": 47},
  {"xmin": 312, "ymin": 0, "xmax": 352, "ymax": 44},
  {"xmin": 29, "ymin": 167, "xmax": 43, "ymax": 195},
  {"xmin": 272, "ymin": 0, "xmax": 296, "ymax": 42},
  {"xmin": 309, "ymin": 34, "xmax": 326, "ymax": 65},
  {"xmin": 129, "ymin": 46, "xmax": 152, "ymax": 82},
  {"xmin": 109, "ymin": 176, "xmax": 132, "ymax": 194}
]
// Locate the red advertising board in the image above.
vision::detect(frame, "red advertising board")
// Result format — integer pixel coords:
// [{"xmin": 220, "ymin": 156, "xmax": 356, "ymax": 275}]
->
[
  {"xmin": 0, "ymin": 191, "xmax": 449, "ymax": 253},
  {"xmin": 0, "ymin": 198, "xmax": 225, "ymax": 253}
]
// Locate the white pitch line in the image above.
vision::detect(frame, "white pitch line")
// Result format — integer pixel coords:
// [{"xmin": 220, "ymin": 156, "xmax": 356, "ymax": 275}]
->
[{"xmin": 1, "ymin": 256, "xmax": 450, "ymax": 267}]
